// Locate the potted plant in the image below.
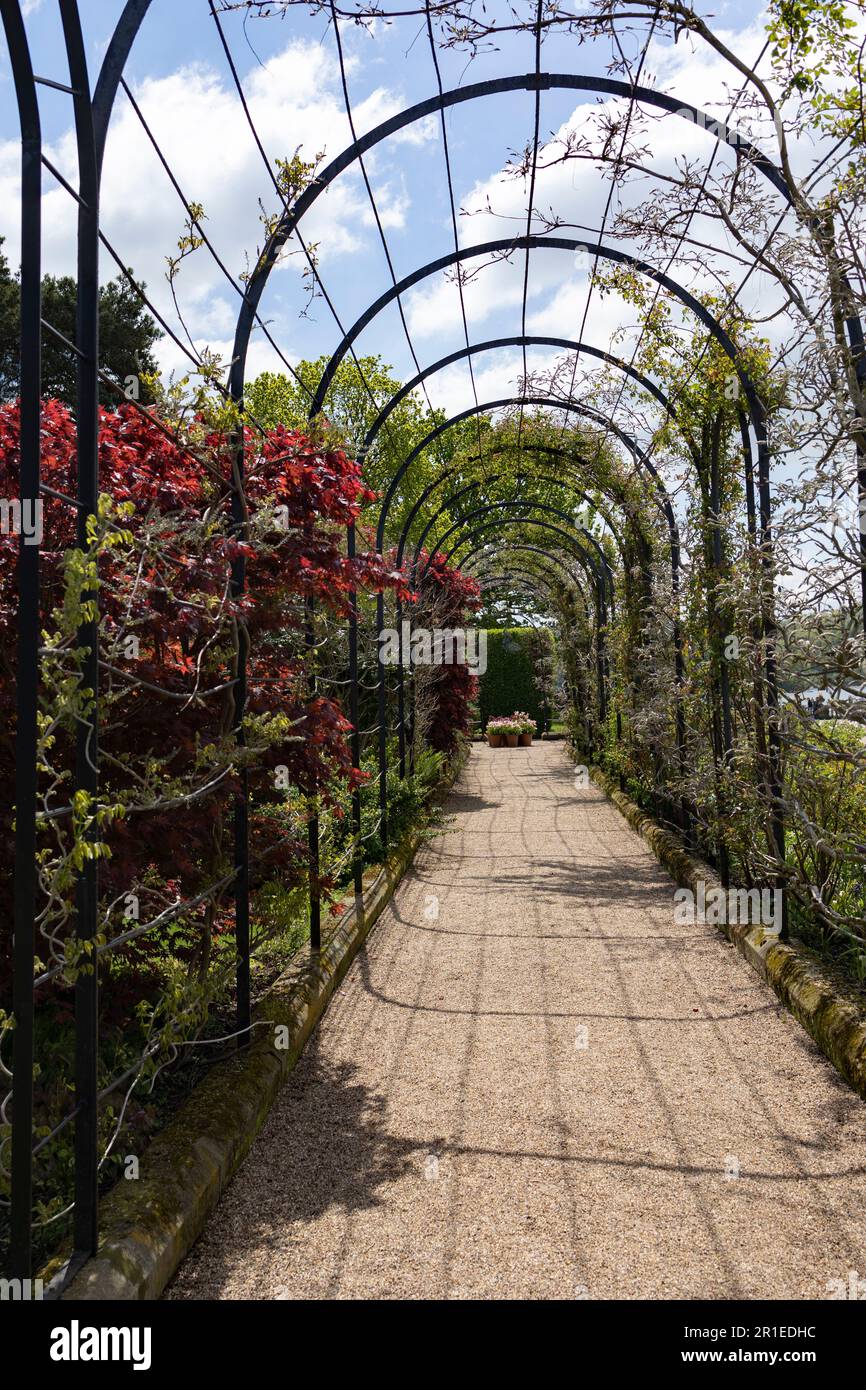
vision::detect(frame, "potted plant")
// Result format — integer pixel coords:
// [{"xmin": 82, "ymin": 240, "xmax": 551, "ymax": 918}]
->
[
  {"xmin": 487, "ymin": 716, "xmax": 508, "ymax": 748},
  {"xmin": 516, "ymin": 712, "xmax": 536, "ymax": 747},
  {"xmin": 500, "ymin": 718, "xmax": 520, "ymax": 748}
]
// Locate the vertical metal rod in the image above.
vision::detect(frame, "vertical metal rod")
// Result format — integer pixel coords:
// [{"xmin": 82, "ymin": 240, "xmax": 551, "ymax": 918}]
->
[
  {"xmin": 755, "ymin": 424, "xmax": 787, "ymax": 936},
  {"xmin": 60, "ymin": 0, "xmax": 100, "ymax": 1258},
  {"xmin": 843, "ymin": 312, "xmax": 866, "ymax": 636},
  {"xmin": 5, "ymin": 0, "xmax": 41, "ymax": 1280},
  {"xmin": 230, "ymin": 420, "xmax": 250, "ymax": 1042},
  {"xmin": 347, "ymin": 524, "xmax": 363, "ymax": 898},
  {"xmin": 710, "ymin": 414, "xmax": 733, "ymax": 888},
  {"xmin": 396, "ymin": 595, "xmax": 406, "ymax": 778},
  {"xmin": 671, "ymin": 542, "xmax": 690, "ymax": 846},
  {"xmin": 595, "ymin": 582, "xmax": 607, "ymax": 734},
  {"xmin": 306, "ymin": 591, "xmax": 321, "ymax": 950},
  {"xmin": 376, "ymin": 589, "xmax": 388, "ymax": 854}
]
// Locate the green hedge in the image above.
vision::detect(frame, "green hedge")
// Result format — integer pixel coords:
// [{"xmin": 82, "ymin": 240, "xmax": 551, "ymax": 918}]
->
[{"xmin": 477, "ymin": 628, "xmax": 554, "ymax": 731}]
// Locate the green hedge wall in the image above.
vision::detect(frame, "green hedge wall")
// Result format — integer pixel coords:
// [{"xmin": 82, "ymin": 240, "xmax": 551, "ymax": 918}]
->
[{"xmin": 478, "ymin": 627, "xmax": 554, "ymax": 731}]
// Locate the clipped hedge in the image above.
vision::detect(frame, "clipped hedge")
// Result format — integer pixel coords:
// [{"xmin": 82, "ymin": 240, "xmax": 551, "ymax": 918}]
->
[{"xmin": 477, "ymin": 627, "xmax": 554, "ymax": 732}]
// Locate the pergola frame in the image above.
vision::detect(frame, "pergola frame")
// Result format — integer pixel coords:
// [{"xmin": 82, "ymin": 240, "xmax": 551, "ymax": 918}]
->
[{"xmin": 5, "ymin": 0, "xmax": 857, "ymax": 1284}]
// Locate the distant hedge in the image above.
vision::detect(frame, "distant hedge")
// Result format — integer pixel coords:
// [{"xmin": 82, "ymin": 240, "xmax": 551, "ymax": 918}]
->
[{"xmin": 478, "ymin": 627, "xmax": 554, "ymax": 731}]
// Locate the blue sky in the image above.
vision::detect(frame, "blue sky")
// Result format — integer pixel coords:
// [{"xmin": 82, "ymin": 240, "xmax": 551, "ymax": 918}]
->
[{"xmin": 0, "ymin": 1, "xmax": 798, "ymax": 442}]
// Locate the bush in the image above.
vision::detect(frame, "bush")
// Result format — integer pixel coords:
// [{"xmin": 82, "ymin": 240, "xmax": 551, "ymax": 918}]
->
[{"xmin": 478, "ymin": 628, "xmax": 554, "ymax": 731}]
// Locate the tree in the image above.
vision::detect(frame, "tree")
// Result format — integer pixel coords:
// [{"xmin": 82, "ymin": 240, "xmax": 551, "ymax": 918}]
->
[
  {"xmin": 0, "ymin": 240, "xmax": 19, "ymax": 401},
  {"xmin": 245, "ymin": 355, "xmax": 480, "ymax": 543},
  {"xmin": 0, "ymin": 240, "xmax": 162, "ymax": 406}
]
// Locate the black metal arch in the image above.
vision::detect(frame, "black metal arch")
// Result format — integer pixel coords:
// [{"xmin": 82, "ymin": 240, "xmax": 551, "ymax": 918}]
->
[
  {"xmin": 231, "ymin": 70, "xmax": 794, "ymax": 395},
  {"xmin": 448, "ymin": 517, "xmax": 608, "ymax": 610},
  {"xmin": 361, "ymin": 334, "xmax": 676, "ymax": 463},
  {"xmin": 470, "ymin": 556, "xmax": 592, "ymax": 616},
  {"xmin": 475, "ymin": 566, "xmax": 575, "ymax": 600},
  {"xmin": 406, "ymin": 473, "xmax": 630, "ymax": 578},
  {"xmin": 385, "ymin": 499, "xmax": 612, "ymax": 808},
  {"xmin": 454, "ymin": 518, "xmax": 612, "ymax": 733},
  {"xmin": 309, "ymin": 236, "xmax": 769, "ymax": 434},
  {"xmin": 376, "ymin": 394, "xmax": 678, "ymax": 552},
  {"xmin": 395, "ymin": 448, "xmax": 652, "ymax": 575},
  {"xmin": 392, "ymin": 508, "xmax": 612, "ymax": 805},
  {"xmin": 424, "ymin": 501, "xmax": 614, "ymax": 604},
  {"xmin": 87, "ymin": 1, "xmax": 800, "ymax": 970},
  {"xmin": 3, "ymin": 0, "xmax": 813, "ymax": 1286}
]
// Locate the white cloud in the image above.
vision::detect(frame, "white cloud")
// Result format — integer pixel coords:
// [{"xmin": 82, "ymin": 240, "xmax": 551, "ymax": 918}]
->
[
  {"xmin": 407, "ymin": 17, "xmax": 796, "ymax": 423},
  {"xmin": 0, "ymin": 38, "xmax": 433, "ymax": 381}
]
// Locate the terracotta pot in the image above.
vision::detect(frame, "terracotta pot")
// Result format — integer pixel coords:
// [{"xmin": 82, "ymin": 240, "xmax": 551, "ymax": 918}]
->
[
  {"xmin": 487, "ymin": 732, "xmax": 503, "ymax": 748},
  {"xmin": 519, "ymin": 732, "xmax": 532, "ymax": 746},
  {"xmin": 505, "ymin": 733, "xmax": 518, "ymax": 748}
]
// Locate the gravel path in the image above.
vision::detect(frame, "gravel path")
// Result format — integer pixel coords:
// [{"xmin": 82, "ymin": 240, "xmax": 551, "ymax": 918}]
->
[{"xmin": 167, "ymin": 743, "xmax": 866, "ymax": 1301}]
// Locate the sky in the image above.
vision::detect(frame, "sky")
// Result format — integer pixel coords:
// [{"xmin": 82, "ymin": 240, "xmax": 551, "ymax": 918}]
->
[{"xmin": 0, "ymin": 0, "xmax": 818, "ymax": 457}]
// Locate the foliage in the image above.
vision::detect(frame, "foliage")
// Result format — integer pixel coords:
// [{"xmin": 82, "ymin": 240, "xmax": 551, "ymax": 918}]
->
[
  {"xmin": 0, "ymin": 395, "xmax": 412, "ymax": 1238},
  {"xmin": 0, "ymin": 245, "xmax": 163, "ymax": 405},
  {"xmin": 478, "ymin": 628, "xmax": 554, "ymax": 732},
  {"xmin": 410, "ymin": 549, "xmax": 481, "ymax": 756},
  {"xmin": 329, "ymin": 744, "xmax": 445, "ymax": 871},
  {"xmin": 245, "ymin": 356, "xmax": 479, "ymax": 541}
]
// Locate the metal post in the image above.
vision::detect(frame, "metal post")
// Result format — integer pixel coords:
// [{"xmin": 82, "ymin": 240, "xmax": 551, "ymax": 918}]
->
[
  {"xmin": 4, "ymin": 0, "xmax": 41, "ymax": 1280},
  {"xmin": 60, "ymin": 0, "xmax": 100, "ymax": 1259},
  {"xmin": 376, "ymin": 589, "xmax": 388, "ymax": 854},
  {"xmin": 347, "ymin": 524, "xmax": 363, "ymax": 898}
]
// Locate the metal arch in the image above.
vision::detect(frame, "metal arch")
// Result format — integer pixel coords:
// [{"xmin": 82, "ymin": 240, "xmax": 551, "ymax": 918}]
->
[
  {"xmin": 470, "ymin": 552, "xmax": 591, "ymax": 604},
  {"xmin": 317, "ymin": 232, "xmax": 780, "ymax": 868},
  {"xmin": 361, "ymin": 334, "xmax": 676, "ymax": 460},
  {"xmin": 376, "ymin": 394, "xmax": 678, "ymax": 552},
  {"xmin": 92, "ymin": 0, "xmax": 154, "ymax": 174},
  {"xmin": 309, "ymin": 236, "xmax": 769, "ymax": 433},
  {"xmin": 389, "ymin": 498, "xmax": 611, "ymax": 798},
  {"xmin": 447, "ymin": 518, "xmax": 607, "ymax": 612},
  {"xmin": 5, "ymin": 9, "xmax": 807, "ymax": 1286},
  {"xmin": 476, "ymin": 567, "xmax": 572, "ymax": 600},
  {"xmin": 370, "ymin": 389, "xmax": 687, "ymax": 840},
  {"xmin": 397, "ymin": 453, "xmax": 636, "ymax": 567},
  {"xmin": 59, "ymin": 0, "xmax": 103, "ymax": 1267},
  {"xmin": 370, "ymin": 391, "xmax": 662, "ymax": 803},
  {"xmin": 231, "ymin": 71, "xmax": 793, "ymax": 388},
  {"xmin": 454, "ymin": 517, "xmax": 612, "ymax": 733},
  {"xmin": 85, "ymin": 7, "xmax": 800, "ymax": 901},
  {"xmin": 425, "ymin": 501, "xmax": 614, "ymax": 607},
  {"xmin": 405, "ymin": 473, "xmax": 631, "ymax": 576},
  {"xmin": 476, "ymin": 572, "xmax": 570, "ymax": 620},
  {"xmin": 3, "ymin": 0, "xmax": 42, "ymax": 1284},
  {"xmin": 395, "ymin": 478, "xmax": 620, "ymax": 770},
  {"xmin": 468, "ymin": 547, "xmax": 589, "ymax": 589},
  {"xmin": 391, "ymin": 512, "xmax": 610, "ymax": 818},
  {"xmin": 395, "ymin": 450, "xmax": 645, "ymax": 568},
  {"xmin": 458, "ymin": 450, "xmax": 644, "ymax": 559},
  {"xmin": 471, "ymin": 559, "xmax": 591, "ymax": 613}
]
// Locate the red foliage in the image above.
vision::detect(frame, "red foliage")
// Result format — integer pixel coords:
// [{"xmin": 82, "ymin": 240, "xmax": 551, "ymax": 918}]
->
[
  {"xmin": 0, "ymin": 400, "xmax": 408, "ymax": 985},
  {"xmin": 413, "ymin": 549, "xmax": 481, "ymax": 755}
]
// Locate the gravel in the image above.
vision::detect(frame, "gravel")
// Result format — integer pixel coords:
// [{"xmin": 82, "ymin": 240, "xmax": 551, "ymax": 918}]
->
[{"xmin": 166, "ymin": 743, "xmax": 866, "ymax": 1301}]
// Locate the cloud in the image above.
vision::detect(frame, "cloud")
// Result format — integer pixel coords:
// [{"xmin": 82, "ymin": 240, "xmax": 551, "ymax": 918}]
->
[
  {"xmin": 0, "ymin": 37, "xmax": 433, "ymax": 381},
  {"xmin": 403, "ymin": 17, "xmax": 796, "ymax": 426}
]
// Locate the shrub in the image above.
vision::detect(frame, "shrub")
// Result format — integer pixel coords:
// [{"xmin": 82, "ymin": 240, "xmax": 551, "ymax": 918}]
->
[{"xmin": 478, "ymin": 628, "xmax": 554, "ymax": 730}]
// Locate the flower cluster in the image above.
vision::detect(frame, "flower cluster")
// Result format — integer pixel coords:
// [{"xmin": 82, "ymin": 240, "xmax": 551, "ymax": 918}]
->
[{"xmin": 488, "ymin": 712, "xmax": 536, "ymax": 735}]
